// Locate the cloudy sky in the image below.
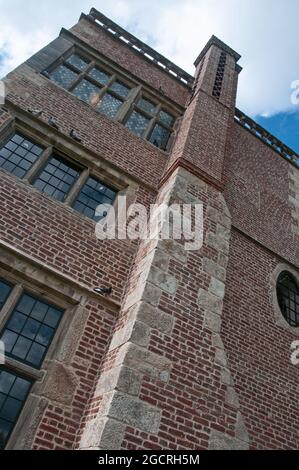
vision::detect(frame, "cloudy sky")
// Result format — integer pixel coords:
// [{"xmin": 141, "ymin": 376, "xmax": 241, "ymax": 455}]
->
[{"xmin": 0, "ymin": 0, "xmax": 298, "ymax": 151}]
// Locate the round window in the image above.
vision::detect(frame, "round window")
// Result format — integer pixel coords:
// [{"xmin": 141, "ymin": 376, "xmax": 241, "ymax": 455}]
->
[{"xmin": 276, "ymin": 271, "xmax": 299, "ymax": 327}]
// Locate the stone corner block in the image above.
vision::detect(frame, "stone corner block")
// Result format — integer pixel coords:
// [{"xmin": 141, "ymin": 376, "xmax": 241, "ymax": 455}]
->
[
  {"xmin": 107, "ymin": 391, "xmax": 161, "ymax": 434},
  {"xmin": 208, "ymin": 429, "xmax": 249, "ymax": 450},
  {"xmin": 79, "ymin": 417, "xmax": 126, "ymax": 450},
  {"xmin": 209, "ymin": 277, "xmax": 225, "ymax": 299}
]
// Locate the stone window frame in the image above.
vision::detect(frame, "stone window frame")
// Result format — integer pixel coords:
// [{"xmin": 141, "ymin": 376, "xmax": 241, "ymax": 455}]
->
[
  {"xmin": 271, "ymin": 263, "xmax": 299, "ymax": 337},
  {"xmin": 0, "ymin": 120, "xmax": 130, "ymax": 224},
  {"xmin": 42, "ymin": 46, "xmax": 179, "ymax": 152},
  {"xmin": 124, "ymin": 93, "xmax": 176, "ymax": 150},
  {"xmin": 0, "ymin": 259, "xmax": 81, "ymax": 449}
]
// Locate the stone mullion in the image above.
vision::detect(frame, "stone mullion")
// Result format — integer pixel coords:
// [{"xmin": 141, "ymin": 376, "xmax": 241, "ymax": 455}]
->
[
  {"xmin": 144, "ymin": 104, "xmax": 161, "ymax": 141},
  {"xmin": 25, "ymin": 146, "xmax": 53, "ymax": 184},
  {"xmin": 116, "ymin": 85, "xmax": 142, "ymax": 124},
  {"xmin": 0, "ymin": 284, "xmax": 23, "ymax": 330},
  {"xmin": 64, "ymin": 168, "xmax": 90, "ymax": 206}
]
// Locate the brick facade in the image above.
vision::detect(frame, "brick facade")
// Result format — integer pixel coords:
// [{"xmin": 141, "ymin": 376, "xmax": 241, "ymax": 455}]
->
[{"xmin": 0, "ymin": 8, "xmax": 298, "ymax": 450}]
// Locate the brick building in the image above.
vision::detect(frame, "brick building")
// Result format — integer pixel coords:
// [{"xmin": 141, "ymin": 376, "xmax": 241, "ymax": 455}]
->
[{"xmin": 0, "ymin": 8, "xmax": 298, "ymax": 450}]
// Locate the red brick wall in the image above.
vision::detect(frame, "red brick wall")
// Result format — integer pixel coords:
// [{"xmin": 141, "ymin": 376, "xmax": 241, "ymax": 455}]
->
[
  {"xmin": 224, "ymin": 122, "xmax": 299, "ymax": 266},
  {"xmin": 222, "ymin": 229, "xmax": 299, "ymax": 449}
]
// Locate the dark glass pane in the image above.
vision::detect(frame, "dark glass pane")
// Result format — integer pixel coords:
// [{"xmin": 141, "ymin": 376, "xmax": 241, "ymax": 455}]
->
[
  {"xmin": 66, "ymin": 54, "xmax": 89, "ymax": 71},
  {"xmin": 110, "ymin": 81, "xmax": 130, "ymax": 98},
  {"xmin": 30, "ymin": 301, "xmax": 48, "ymax": 322},
  {"xmin": 26, "ymin": 343, "xmax": 46, "ymax": 367},
  {"xmin": 0, "ymin": 281, "xmax": 12, "ymax": 311},
  {"xmin": 0, "ymin": 294, "xmax": 64, "ymax": 368},
  {"xmin": 21, "ymin": 318, "xmax": 40, "ymax": 340},
  {"xmin": 88, "ymin": 67, "xmax": 110, "ymax": 85},
  {"xmin": 0, "ymin": 372, "xmax": 15, "ymax": 395},
  {"xmin": 125, "ymin": 111, "xmax": 149, "ymax": 137},
  {"xmin": 1, "ymin": 397, "xmax": 22, "ymax": 422},
  {"xmin": 16, "ymin": 295, "xmax": 35, "ymax": 316},
  {"xmin": 0, "ymin": 368, "xmax": 32, "ymax": 449},
  {"xmin": 98, "ymin": 93, "xmax": 123, "ymax": 119},
  {"xmin": 148, "ymin": 124, "xmax": 171, "ymax": 150},
  {"xmin": 33, "ymin": 155, "xmax": 80, "ymax": 202},
  {"xmin": 1, "ymin": 331, "xmax": 18, "ymax": 353},
  {"xmin": 6, "ymin": 312, "xmax": 27, "ymax": 334},
  {"xmin": 35, "ymin": 324, "xmax": 54, "ymax": 347},
  {"xmin": 137, "ymin": 97, "xmax": 157, "ymax": 115},
  {"xmin": 0, "ymin": 419, "xmax": 13, "ymax": 449},
  {"xmin": 159, "ymin": 110, "xmax": 175, "ymax": 127},
  {"xmin": 72, "ymin": 79, "xmax": 101, "ymax": 105},
  {"xmin": 49, "ymin": 64, "xmax": 78, "ymax": 89},
  {"xmin": 0, "ymin": 133, "xmax": 44, "ymax": 179},
  {"xmin": 73, "ymin": 177, "xmax": 116, "ymax": 221},
  {"xmin": 44, "ymin": 308, "xmax": 62, "ymax": 328},
  {"xmin": 9, "ymin": 378, "xmax": 31, "ymax": 401},
  {"xmin": 11, "ymin": 336, "xmax": 32, "ymax": 360}
]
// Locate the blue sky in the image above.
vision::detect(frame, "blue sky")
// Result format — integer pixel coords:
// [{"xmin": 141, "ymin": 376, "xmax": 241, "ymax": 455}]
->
[{"xmin": 0, "ymin": 0, "xmax": 298, "ymax": 153}]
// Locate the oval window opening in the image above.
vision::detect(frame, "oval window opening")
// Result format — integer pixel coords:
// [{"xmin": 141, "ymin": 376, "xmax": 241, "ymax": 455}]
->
[{"xmin": 277, "ymin": 271, "xmax": 299, "ymax": 327}]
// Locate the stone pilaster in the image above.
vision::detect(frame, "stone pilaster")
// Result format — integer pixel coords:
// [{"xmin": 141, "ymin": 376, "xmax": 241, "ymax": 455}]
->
[{"xmin": 78, "ymin": 167, "xmax": 249, "ymax": 450}]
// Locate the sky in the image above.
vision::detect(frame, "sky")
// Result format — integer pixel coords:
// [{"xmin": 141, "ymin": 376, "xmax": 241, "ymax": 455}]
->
[{"xmin": 0, "ymin": 0, "xmax": 298, "ymax": 152}]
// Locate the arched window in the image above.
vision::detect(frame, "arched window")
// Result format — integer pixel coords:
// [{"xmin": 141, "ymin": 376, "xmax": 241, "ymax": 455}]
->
[{"xmin": 277, "ymin": 271, "xmax": 299, "ymax": 327}]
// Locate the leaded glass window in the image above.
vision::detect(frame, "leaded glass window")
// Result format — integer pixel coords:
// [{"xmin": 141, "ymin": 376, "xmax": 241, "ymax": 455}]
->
[
  {"xmin": 125, "ymin": 111, "xmax": 150, "ymax": 137},
  {"xmin": 66, "ymin": 54, "xmax": 90, "ymax": 71},
  {"xmin": 149, "ymin": 124, "xmax": 171, "ymax": 151},
  {"xmin": 98, "ymin": 93, "xmax": 123, "ymax": 119},
  {"xmin": 44, "ymin": 49, "xmax": 178, "ymax": 149},
  {"xmin": 33, "ymin": 155, "xmax": 80, "ymax": 202},
  {"xmin": 110, "ymin": 81, "xmax": 130, "ymax": 98},
  {"xmin": 49, "ymin": 64, "xmax": 78, "ymax": 89},
  {"xmin": 0, "ymin": 368, "xmax": 32, "ymax": 449},
  {"xmin": 137, "ymin": 97, "xmax": 157, "ymax": 115},
  {"xmin": 73, "ymin": 177, "xmax": 116, "ymax": 221},
  {"xmin": 0, "ymin": 133, "xmax": 44, "ymax": 179},
  {"xmin": 72, "ymin": 79, "xmax": 101, "ymax": 105},
  {"xmin": 277, "ymin": 271, "xmax": 299, "ymax": 327},
  {"xmin": 159, "ymin": 110, "xmax": 175, "ymax": 127},
  {"xmin": 0, "ymin": 293, "xmax": 64, "ymax": 368},
  {"xmin": 125, "ymin": 94, "xmax": 175, "ymax": 150},
  {"xmin": 88, "ymin": 67, "xmax": 111, "ymax": 85}
]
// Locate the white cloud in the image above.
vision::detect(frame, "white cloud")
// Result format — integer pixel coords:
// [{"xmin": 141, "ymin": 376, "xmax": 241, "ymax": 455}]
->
[{"xmin": 0, "ymin": 0, "xmax": 298, "ymax": 118}]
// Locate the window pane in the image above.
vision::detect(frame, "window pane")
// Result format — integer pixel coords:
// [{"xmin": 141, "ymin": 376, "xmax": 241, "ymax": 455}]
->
[
  {"xmin": 88, "ymin": 67, "xmax": 110, "ymax": 85},
  {"xmin": 0, "ymin": 368, "xmax": 32, "ymax": 449},
  {"xmin": 159, "ymin": 110, "xmax": 175, "ymax": 127},
  {"xmin": 33, "ymin": 155, "xmax": 80, "ymax": 202},
  {"xmin": 0, "ymin": 133, "xmax": 44, "ymax": 179},
  {"xmin": 110, "ymin": 81, "xmax": 130, "ymax": 98},
  {"xmin": 0, "ymin": 294, "xmax": 64, "ymax": 368},
  {"xmin": 73, "ymin": 177, "xmax": 117, "ymax": 221},
  {"xmin": 0, "ymin": 281, "xmax": 12, "ymax": 311},
  {"xmin": 49, "ymin": 64, "xmax": 78, "ymax": 89},
  {"xmin": 137, "ymin": 97, "xmax": 157, "ymax": 115},
  {"xmin": 148, "ymin": 124, "xmax": 171, "ymax": 150},
  {"xmin": 125, "ymin": 111, "xmax": 149, "ymax": 137},
  {"xmin": 72, "ymin": 79, "xmax": 101, "ymax": 105},
  {"xmin": 66, "ymin": 54, "xmax": 89, "ymax": 71},
  {"xmin": 98, "ymin": 93, "xmax": 123, "ymax": 119}
]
